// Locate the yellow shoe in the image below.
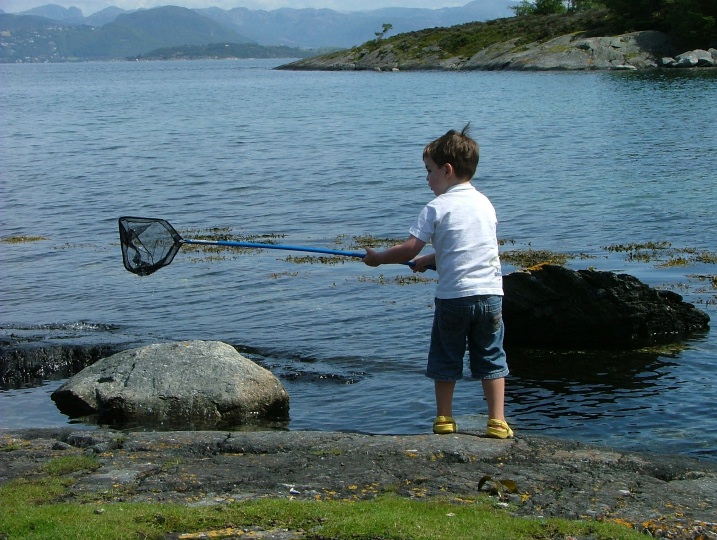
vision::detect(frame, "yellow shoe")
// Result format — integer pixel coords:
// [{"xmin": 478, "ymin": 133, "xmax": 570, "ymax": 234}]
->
[
  {"xmin": 433, "ymin": 416, "xmax": 457, "ymax": 434},
  {"xmin": 486, "ymin": 418, "xmax": 514, "ymax": 439}
]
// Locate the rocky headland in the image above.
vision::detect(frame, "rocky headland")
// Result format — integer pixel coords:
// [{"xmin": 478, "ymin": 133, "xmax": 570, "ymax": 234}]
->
[{"xmin": 280, "ymin": 30, "xmax": 716, "ymax": 71}]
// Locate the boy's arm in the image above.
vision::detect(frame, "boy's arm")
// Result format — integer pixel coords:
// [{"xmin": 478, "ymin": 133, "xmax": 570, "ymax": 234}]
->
[{"xmin": 363, "ymin": 235, "xmax": 426, "ymax": 267}]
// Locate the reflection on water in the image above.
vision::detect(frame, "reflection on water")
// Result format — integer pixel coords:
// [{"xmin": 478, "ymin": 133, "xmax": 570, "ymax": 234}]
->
[
  {"xmin": 507, "ymin": 347, "xmax": 676, "ymax": 426},
  {"xmin": 507, "ymin": 346, "xmax": 676, "ymax": 394},
  {"xmin": 504, "ymin": 344, "xmax": 716, "ymax": 461}
]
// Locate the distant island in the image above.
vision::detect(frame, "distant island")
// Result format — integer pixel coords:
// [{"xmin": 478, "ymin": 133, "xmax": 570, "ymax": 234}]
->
[{"xmin": 129, "ymin": 43, "xmax": 334, "ymax": 62}]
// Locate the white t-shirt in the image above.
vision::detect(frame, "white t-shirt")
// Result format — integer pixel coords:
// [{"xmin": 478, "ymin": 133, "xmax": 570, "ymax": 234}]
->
[{"xmin": 409, "ymin": 183, "xmax": 503, "ymax": 299}]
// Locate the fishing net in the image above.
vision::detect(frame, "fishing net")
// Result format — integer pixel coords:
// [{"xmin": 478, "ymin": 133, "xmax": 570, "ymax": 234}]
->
[
  {"xmin": 119, "ymin": 217, "xmax": 183, "ymax": 276},
  {"xmin": 118, "ymin": 216, "xmax": 411, "ymax": 276}
]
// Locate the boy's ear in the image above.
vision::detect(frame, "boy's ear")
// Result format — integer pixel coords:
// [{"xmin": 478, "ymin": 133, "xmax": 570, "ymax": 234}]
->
[{"xmin": 444, "ymin": 163, "xmax": 455, "ymax": 177}]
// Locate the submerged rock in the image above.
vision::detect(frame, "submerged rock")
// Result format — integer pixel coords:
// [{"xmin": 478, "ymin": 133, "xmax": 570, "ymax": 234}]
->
[
  {"xmin": 502, "ymin": 265, "xmax": 710, "ymax": 349},
  {"xmin": 51, "ymin": 341, "xmax": 290, "ymax": 429}
]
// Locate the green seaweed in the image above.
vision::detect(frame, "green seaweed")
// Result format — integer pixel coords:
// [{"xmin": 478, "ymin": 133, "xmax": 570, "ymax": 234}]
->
[
  {"xmin": 358, "ymin": 273, "xmax": 434, "ymax": 285},
  {"xmin": 604, "ymin": 242, "xmax": 717, "ymax": 267},
  {"xmin": 501, "ymin": 249, "xmax": 570, "ymax": 268},
  {"xmin": 1, "ymin": 235, "xmax": 48, "ymax": 243},
  {"xmin": 283, "ymin": 255, "xmax": 348, "ymax": 266}
]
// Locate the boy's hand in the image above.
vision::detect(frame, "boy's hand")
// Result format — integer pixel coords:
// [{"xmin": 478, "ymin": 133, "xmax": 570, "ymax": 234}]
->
[
  {"xmin": 363, "ymin": 247, "xmax": 381, "ymax": 267},
  {"xmin": 411, "ymin": 254, "xmax": 433, "ymax": 273}
]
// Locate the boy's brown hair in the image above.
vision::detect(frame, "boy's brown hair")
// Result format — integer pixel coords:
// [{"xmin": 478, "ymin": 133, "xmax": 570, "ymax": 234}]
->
[{"xmin": 423, "ymin": 123, "xmax": 479, "ymax": 180}]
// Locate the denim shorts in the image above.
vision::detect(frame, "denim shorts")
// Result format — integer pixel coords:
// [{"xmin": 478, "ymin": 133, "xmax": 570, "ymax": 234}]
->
[{"xmin": 426, "ymin": 295, "xmax": 509, "ymax": 381}]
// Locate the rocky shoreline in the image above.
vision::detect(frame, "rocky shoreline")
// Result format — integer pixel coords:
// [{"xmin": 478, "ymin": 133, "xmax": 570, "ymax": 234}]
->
[
  {"xmin": 2, "ymin": 427, "xmax": 716, "ymax": 539},
  {"xmin": 2, "ymin": 265, "xmax": 714, "ymax": 537},
  {"xmin": 280, "ymin": 30, "xmax": 717, "ymax": 71}
]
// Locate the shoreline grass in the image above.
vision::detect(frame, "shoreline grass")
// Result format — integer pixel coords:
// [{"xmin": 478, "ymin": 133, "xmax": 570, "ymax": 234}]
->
[{"xmin": 0, "ymin": 466, "xmax": 646, "ymax": 540}]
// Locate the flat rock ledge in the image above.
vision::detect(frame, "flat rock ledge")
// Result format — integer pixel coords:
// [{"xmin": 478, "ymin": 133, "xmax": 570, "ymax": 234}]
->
[
  {"xmin": 281, "ymin": 30, "xmax": 716, "ymax": 71},
  {"xmin": 1, "ymin": 428, "xmax": 715, "ymax": 539}
]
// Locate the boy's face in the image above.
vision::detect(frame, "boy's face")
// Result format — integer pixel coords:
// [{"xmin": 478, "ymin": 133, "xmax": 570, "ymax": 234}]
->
[{"xmin": 424, "ymin": 156, "xmax": 451, "ymax": 196}]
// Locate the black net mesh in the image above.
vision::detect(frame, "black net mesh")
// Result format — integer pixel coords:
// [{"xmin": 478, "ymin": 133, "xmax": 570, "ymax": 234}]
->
[{"xmin": 119, "ymin": 217, "xmax": 183, "ymax": 276}]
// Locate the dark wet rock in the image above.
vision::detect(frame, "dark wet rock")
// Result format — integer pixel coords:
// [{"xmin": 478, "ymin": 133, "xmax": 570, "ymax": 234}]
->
[
  {"xmin": 502, "ymin": 265, "xmax": 710, "ymax": 349},
  {"xmin": 50, "ymin": 341, "xmax": 290, "ymax": 429},
  {"xmin": 51, "ymin": 441, "xmax": 72, "ymax": 450},
  {"xmin": 0, "ymin": 341, "xmax": 125, "ymax": 389}
]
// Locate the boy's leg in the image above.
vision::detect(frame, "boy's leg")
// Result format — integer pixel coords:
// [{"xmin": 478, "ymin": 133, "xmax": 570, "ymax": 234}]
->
[
  {"xmin": 483, "ymin": 376, "xmax": 513, "ymax": 438},
  {"xmin": 481, "ymin": 376, "xmax": 505, "ymax": 421},
  {"xmin": 433, "ymin": 379, "xmax": 457, "ymax": 434},
  {"xmin": 427, "ymin": 298, "xmax": 464, "ymax": 423},
  {"xmin": 435, "ymin": 380, "xmax": 456, "ymax": 417},
  {"xmin": 467, "ymin": 296, "xmax": 513, "ymax": 438}
]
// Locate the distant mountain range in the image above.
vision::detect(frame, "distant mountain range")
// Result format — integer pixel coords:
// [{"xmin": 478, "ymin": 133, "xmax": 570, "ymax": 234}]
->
[
  {"xmin": 1, "ymin": 1, "xmax": 514, "ymax": 59},
  {"xmin": 193, "ymin": 1, "xmax": 515, "ymax": 48},
  {"xmin": 0, "ymin": 6, "xmax": 255, "ymax": 61}
]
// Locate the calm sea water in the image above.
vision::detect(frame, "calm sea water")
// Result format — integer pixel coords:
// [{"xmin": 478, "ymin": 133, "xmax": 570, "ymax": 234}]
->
[{"xmin": 1, "ymin": 59, "xmax": 716, "ymax": 461}]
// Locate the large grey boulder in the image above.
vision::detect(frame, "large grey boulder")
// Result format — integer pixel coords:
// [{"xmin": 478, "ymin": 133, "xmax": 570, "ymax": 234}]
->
[
  {"xmin": 659, "ymin": 48, "xmax": 715, "ymax": 68},
  {"xmin": 51, "ymin": 341, "xmax": 289, "ymax": 428},
  {"xmin": 502, "ymin": 265, "xmax": 710, "ymax": 349},
  {"xmin": 679, "ymin": 49, "xmax": 715, "ymax": 67}
]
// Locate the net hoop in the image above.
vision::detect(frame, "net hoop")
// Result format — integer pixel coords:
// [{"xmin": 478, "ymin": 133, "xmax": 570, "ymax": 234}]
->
[{"xmin": 119, "ymin": 216, "xmax": 183, "ymax": 276}]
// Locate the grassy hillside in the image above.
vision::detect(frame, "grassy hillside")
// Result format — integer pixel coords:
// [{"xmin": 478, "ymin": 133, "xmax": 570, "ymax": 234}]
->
[{"xmin": 317, "ymin": 9, "xmax": 623, "ymax": 66}]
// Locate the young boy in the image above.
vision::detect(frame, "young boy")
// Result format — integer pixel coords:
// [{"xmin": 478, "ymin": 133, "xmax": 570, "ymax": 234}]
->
[{"xmin": 363, "ymin": 124, "xmax": 513, "ymax": 439}]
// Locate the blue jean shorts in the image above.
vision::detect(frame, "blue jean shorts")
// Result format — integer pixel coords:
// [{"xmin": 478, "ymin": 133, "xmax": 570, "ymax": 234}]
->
[{"xmin": 426, "ymin": 295, "xmax": 509, "ymax": 382}]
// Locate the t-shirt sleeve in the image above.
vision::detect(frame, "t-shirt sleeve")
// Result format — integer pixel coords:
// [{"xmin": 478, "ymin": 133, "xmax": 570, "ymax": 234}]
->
[{"xmin": 409, "ymin": 204, "xmax": 436, "ymax": 244}]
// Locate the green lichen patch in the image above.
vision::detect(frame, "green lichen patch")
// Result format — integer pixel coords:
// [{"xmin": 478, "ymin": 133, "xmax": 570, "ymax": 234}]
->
[{"xmin": 41, "ymin": 455, "xmax": 100, "ymax": 476}]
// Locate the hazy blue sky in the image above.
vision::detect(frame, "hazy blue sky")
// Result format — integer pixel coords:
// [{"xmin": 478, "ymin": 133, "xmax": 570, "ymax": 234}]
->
[{"xmin": 3, "ymin": 0, "xmax": 472, "ymax": 16}]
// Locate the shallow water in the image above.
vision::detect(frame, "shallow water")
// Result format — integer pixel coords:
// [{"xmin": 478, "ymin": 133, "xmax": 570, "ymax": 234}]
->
[{"xmin": 1, "ymin": 60, "xmax": 716, "ymax": 461}]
